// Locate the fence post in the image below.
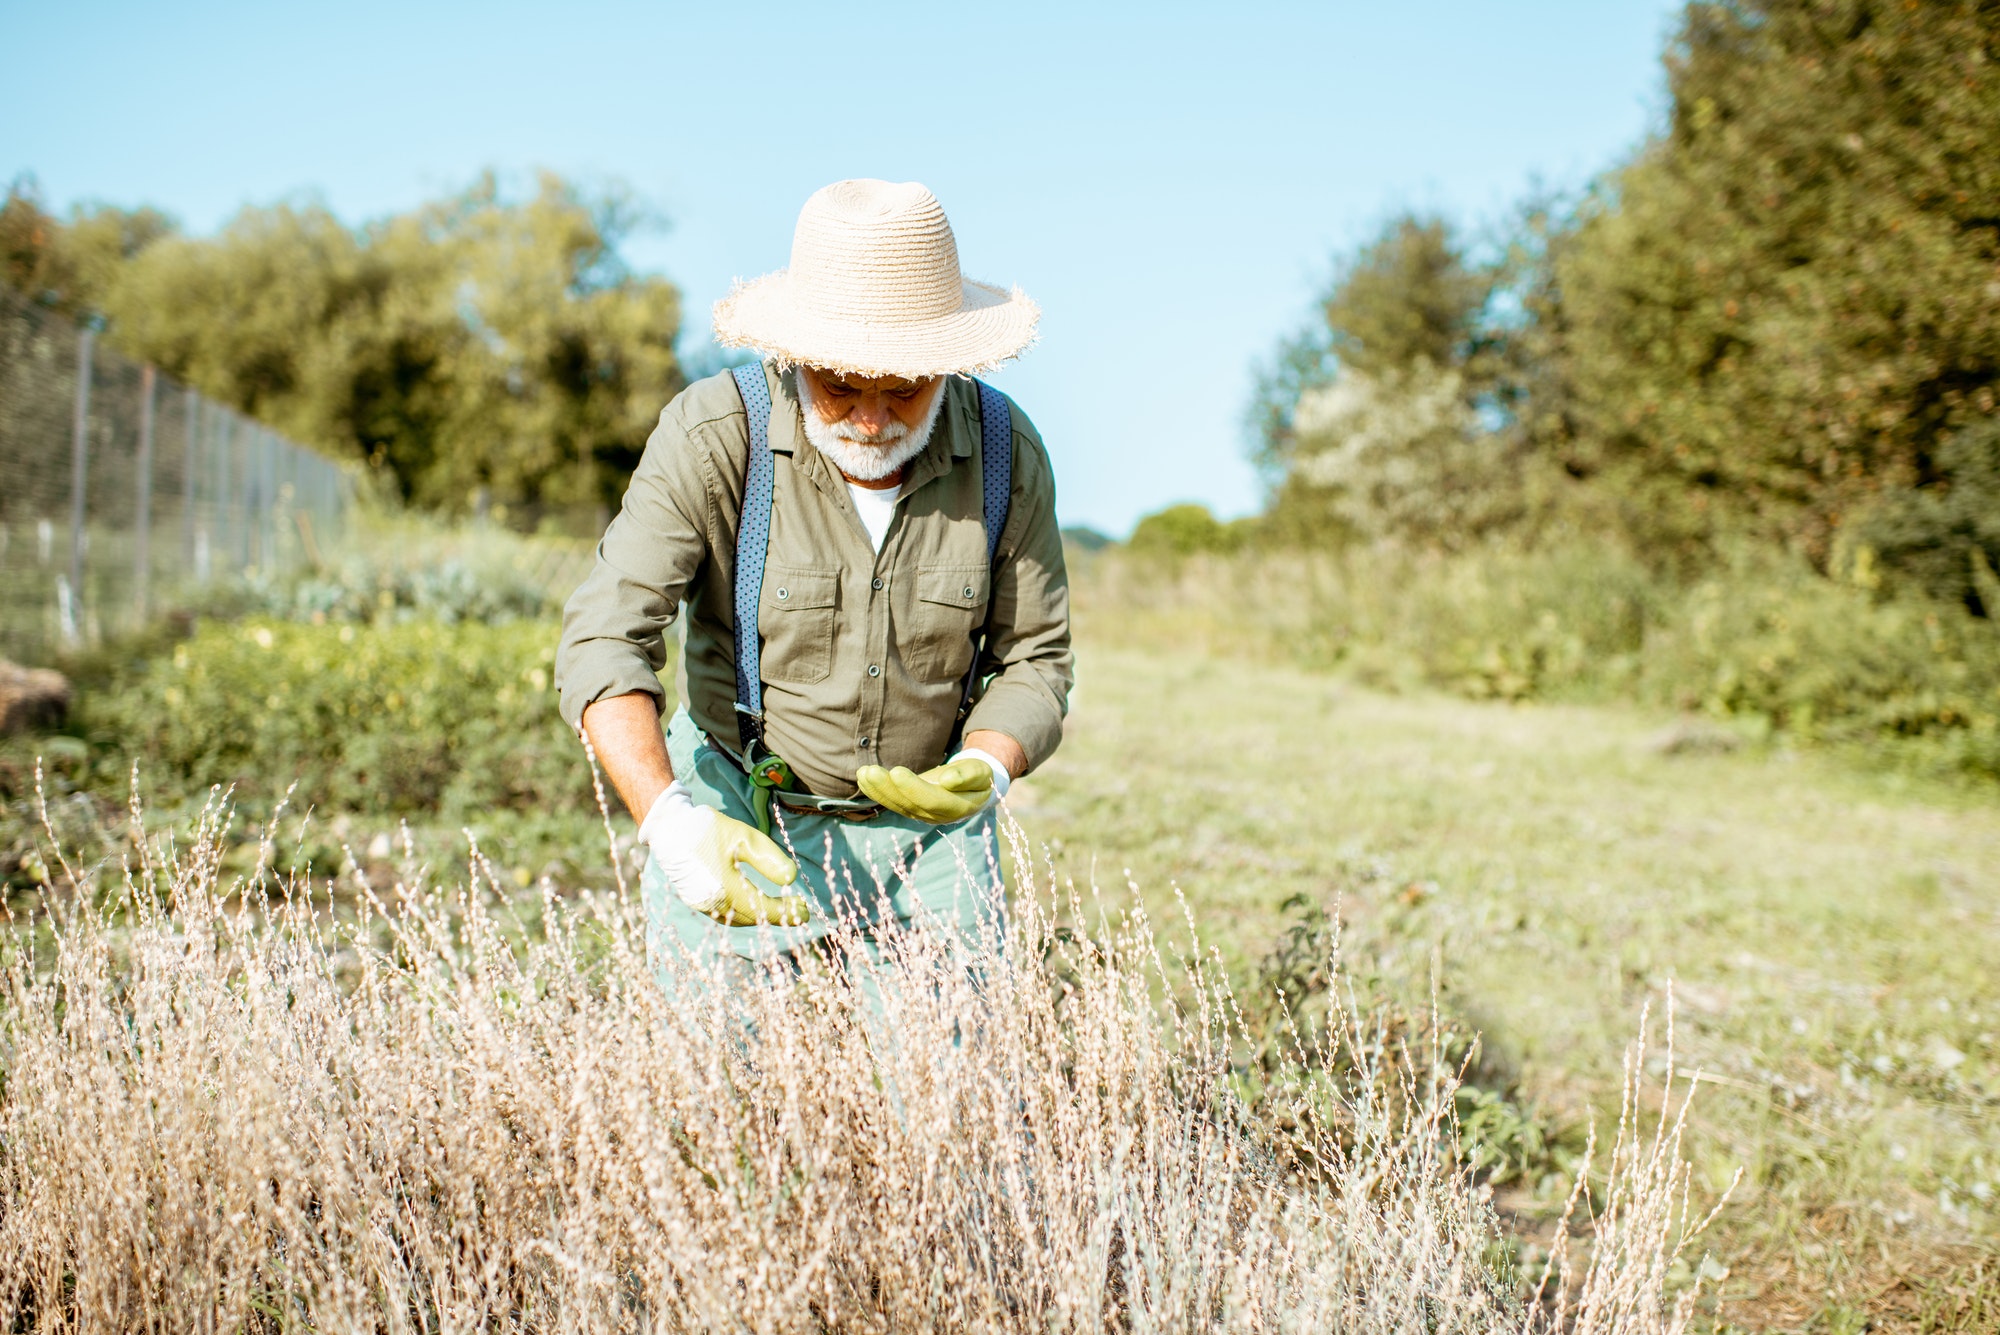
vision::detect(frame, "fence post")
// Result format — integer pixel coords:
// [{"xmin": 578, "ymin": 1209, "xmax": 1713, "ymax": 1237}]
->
[
  {"xmin": 182, "ymin": 387, "xmax": 199, "ymax": 568},
  {"xmin": 236, "ymin": 415, "xmax": 252, "ymax": 570},
  {"xmin": 213, "ymin": 411, "xmax": 232, "ymax": 577},
  {"xmin": 134, "ymin": 364, "xmax": 157, "ymax": 622},
  {"xmin": 65, "ymin": 327, "xmax": 95, "ymax": 644},
  {"xmin": 259, "ymin": 427, "xmax": 276, "ymax": 571},
  {"xmin": 202, "ymin": 410, "xmax": 228, "ymax": 581},
  {"xmin": 240, "ymin": 419, "xmax": 256, "ymax": 570},
  {"xmin": 246, "ymin": 425, "xmax": 260, "ymax": 570}
]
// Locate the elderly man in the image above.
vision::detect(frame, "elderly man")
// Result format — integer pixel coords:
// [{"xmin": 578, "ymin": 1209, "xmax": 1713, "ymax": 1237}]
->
[{"xmin": 555, "ymin": 179, "xmax": 1072, "ymax": 990}]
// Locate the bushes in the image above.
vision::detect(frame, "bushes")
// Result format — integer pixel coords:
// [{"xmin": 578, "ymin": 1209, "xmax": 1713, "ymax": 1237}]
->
[
  {"xmin": 1126, "ymin": 503, "xmax": 1253, "ymax": 557},
  {"xmin": 1085, "ymin": 541, "xmax": 2000, "ymax": 779},
  {"xmin": 1842, "ymin": 417, "xmax": 2000, "ymax": 618},
  {"xmin": 1639, "ymin": 564, "xmax": 1997, "ymax": 749},
  {"xmin": 0, "ymin": 530, "xmax": 621, "ymax": 891},
  {"xmin": 75, "ymin": 615, "xmax": 592, "ymax": 818},
  {"xmin": 180, "ymin": 517, "xmax": 582, "ymax": 627},
  {"xmin": 236, "ymin": 554, "xmax": 556, "ymax": 627}
]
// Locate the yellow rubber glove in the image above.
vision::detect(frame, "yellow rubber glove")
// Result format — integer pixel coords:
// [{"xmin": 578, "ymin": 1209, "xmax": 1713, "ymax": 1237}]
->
[
  {"xmin": 855, "ymin": 756, "xmax": 995, "ymax": 825},
  {"xmin": 639, "ymin": 784, "xmax": 811, "ymax": 927}
]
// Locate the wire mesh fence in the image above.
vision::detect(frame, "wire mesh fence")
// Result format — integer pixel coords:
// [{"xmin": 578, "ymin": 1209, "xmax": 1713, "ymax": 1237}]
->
[{"xmin": 0, "ymin": 287, "xmax": 351, "ymax": 666}]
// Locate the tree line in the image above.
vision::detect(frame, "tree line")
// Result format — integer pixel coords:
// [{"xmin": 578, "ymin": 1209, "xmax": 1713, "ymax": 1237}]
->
[
  {"xmin": 1210, "ymin": 0, "xmax": 2000, "ymax": 619},
  {"xmin": 2, "ymin": 172, "xmax": 684, "ymax": 526},
  {"xmin": 10, "ymin": 0, "xmax": 1997, "ymax": 596}
]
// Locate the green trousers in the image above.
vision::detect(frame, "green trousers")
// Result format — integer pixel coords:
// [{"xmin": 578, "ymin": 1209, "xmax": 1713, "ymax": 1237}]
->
[{"xmin": 643, "ymin": 707, "xmax": 1006, "ymax": 1007}]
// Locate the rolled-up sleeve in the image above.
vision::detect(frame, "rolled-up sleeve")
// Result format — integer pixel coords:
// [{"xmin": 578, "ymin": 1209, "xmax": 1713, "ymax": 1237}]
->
[
  {"xmin": 962, "ymin": 419, "xmax": 1074, "ymax": 772},
  {"xmin": 554, "ymin": 405, "xmax": 716, "ymax": 732}
]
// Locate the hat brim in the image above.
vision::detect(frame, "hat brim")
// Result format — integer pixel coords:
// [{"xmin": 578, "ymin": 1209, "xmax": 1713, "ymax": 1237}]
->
[{"xmin": 712, "ymin": 273, "xmax": 1039, "ymax": 379}]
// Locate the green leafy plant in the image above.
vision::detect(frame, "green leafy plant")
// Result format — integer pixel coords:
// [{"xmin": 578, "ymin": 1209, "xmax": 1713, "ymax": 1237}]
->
[{"xmin": 75, "ymin": 615, "xmax": 591, "ymax": 819}]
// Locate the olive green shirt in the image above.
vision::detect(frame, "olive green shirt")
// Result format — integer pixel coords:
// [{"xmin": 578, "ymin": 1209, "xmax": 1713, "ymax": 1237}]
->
[{"xmin": 555, "ymin": 363, "xmax": 1073, "ymax": 800}]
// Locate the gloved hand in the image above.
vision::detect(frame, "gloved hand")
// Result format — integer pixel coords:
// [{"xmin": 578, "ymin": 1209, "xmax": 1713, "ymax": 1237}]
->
[
  {"xmin": 638, "ymin": 782, "xmax": 810, "ymax": 926},
  {"xmin": 855, "ymin": 748, "xmax": 1011, "ymax": 825}
]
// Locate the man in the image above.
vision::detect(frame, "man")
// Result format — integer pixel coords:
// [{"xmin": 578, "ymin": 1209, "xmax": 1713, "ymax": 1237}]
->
[{"xmin": 555, "ymin": 179, "xmax": 1072, "ymax": 991}]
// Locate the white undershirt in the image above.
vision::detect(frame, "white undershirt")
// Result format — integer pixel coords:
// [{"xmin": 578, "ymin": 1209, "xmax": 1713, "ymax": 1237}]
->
[{"xmin": 847, "ymin": 481, "xmax": 901, "ymax": 552}]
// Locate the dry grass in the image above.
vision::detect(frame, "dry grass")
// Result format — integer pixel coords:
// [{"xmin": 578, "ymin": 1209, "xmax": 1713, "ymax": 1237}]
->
[{"xmin": 0, "ymin": 784, "xmax": 1727, "ymax": 1333}]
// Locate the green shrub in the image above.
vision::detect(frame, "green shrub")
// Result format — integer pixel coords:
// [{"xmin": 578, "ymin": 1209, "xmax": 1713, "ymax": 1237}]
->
[
  {"xmin": 182, "ymin": 522, "xmax": 574, "ymax": 627},
  {"xmin": 242, "ymin": 556, "xmax": 555, "ymax": 627},
  {"xmin": 76, "ymin": 616, "xmax": 596, "ymax": 818},
  {"xmin": 1841, "ymin": 417, "xmax": 2000, "ymax": 618},
  {"xmin": 1091, "ymin": 541, "xmax": 2000, "ymax": 780},
  {"xmin": 1313, "ymin": 543, "xmax": 1663, "ymax": 702},
  {"xmin": 1127, "ymin": 504, "xmax": 1251, "ymax": 558},
  {"xmin": 1639, "ymin": 564, "xmax": 2000, "ymax": 760}
]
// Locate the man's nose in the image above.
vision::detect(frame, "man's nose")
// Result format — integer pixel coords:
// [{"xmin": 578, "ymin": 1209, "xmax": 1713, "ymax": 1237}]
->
[{"xmin": 850, "ymin": 394, "xmax": 892, "ymax": 435}]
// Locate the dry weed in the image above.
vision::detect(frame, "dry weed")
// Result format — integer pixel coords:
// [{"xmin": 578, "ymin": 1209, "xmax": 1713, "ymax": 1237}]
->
[{"xmin": 0, "ymin": 791, "xmax": 1727, "ymax": 1332}]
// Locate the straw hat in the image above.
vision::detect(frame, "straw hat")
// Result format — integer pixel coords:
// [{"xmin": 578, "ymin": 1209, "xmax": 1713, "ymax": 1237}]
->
[{"xmin": 712, "ymin": 179, "xmax": 1039, "ymax": 379}]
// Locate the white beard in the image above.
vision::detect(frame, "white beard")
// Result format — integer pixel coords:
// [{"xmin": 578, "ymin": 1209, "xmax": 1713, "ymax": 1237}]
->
[{"xmin": 795, "ymin": 372, "xmax": 947, "ymax": 482}]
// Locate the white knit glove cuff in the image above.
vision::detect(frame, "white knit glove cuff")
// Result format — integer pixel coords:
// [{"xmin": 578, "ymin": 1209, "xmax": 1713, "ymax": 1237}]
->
[
  {"xmin": 641, "ymin": 781, "xmax": 699, "ymax": 838},
  {"xmin": 950, "ymin": 747, "xmax": 1011, "ymax": 804},
  {"xmin": 638, "ymin": 782, "xmax": 725, "ymax": 914}
]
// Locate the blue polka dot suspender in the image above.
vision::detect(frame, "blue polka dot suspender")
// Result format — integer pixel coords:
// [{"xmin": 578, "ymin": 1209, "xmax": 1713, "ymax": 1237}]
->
[
  {"xmin": 962, "ymin": 379, "xmax": 1014, "ymax": 734},
  {"xmin": 729, "ymin": 364, "xmax": 778, "ymax": 758},
  {"xmin": 727, "ymin": 364, "xmax": 1013, "ymax": 761}
]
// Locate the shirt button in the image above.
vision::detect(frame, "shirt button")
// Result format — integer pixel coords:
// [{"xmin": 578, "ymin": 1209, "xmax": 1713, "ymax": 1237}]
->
[
  {"xmin": 871, "ymin": 577, "xmax": 884, "ymax": 591},
  {"xmin": 962, "ymin": 585, "xmax": 975, "ymax": 599},
  {"xmin": 775, "ymin": 587, "xmax": 790, "ymax": 601},
  {"xmin": 859, "ymin": 736, "xmax": 872, "ymax": 749},
  {"xmin": 867, "ymin": 664, "xmax": 881, "ymax": 677}
]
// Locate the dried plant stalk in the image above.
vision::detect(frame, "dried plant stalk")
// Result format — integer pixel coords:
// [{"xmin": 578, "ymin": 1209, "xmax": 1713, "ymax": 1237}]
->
[{"xmin": 0, "ymin": 806, "xmax": 1723, "ymax": 1333}]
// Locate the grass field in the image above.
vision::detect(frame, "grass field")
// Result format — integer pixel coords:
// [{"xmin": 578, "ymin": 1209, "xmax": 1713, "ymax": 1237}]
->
[
  {"xmin": 1029, "ymin": 586, "xmax": 2000, "ymax": 1331},
  {"xmin": 3, "ymin": 551, "xmax": 1996, "ymax": 1330},
  {"xmin": 0, "ymin": 622, "xmax": 1721, "ymax": 1332}
]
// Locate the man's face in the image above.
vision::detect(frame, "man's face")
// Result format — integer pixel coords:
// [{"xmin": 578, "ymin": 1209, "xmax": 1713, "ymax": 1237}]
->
[{"xmin": 796, "ymin": 366, "xmax": 945, "ymax": 445}]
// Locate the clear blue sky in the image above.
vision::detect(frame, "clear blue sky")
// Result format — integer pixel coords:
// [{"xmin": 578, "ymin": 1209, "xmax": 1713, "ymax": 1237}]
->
[{"xmin": 3, "ymin": 0, "xmax": 1681, "ymax": 536}]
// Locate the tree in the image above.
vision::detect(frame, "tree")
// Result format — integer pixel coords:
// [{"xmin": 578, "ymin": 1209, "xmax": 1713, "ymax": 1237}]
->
[
  {"xmin": 1554, "ymin": 0, "xmax": 2000, "ymax": 562},
  {"xmin": 1320, "ymin": 216, "xmax": 1496, "ymax": 384},
  {"xmin": 1127, "ymin": 503, "xmax": 1244, "ymax": 557},
  {"xmin": 4, "ymin": 172, "xmax": 683, "ymax": 521},
  {"xmin": 1287, "ymin": 360, "xmax": 1507, "ymax": 550},
  {"xmin": 1255, "ymin": 214, "xmax": 1551, "ymax": 548},
  {"xmin": 0, "ymin": 177, "xmax": 176, "ymax": 321},
  {"xmin": 1252, "ymin": 216, "xmax": 1498, "ymax": 482}
]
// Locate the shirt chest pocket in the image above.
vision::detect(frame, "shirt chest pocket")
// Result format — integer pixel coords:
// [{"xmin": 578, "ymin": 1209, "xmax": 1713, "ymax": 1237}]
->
[
  {"xmin": 899, "ymin": 564, "xmax": 989, "ymax": 684},
  {"xmin": 760, "ymin": 564, "xmax": 839, "ymax": 686}
]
